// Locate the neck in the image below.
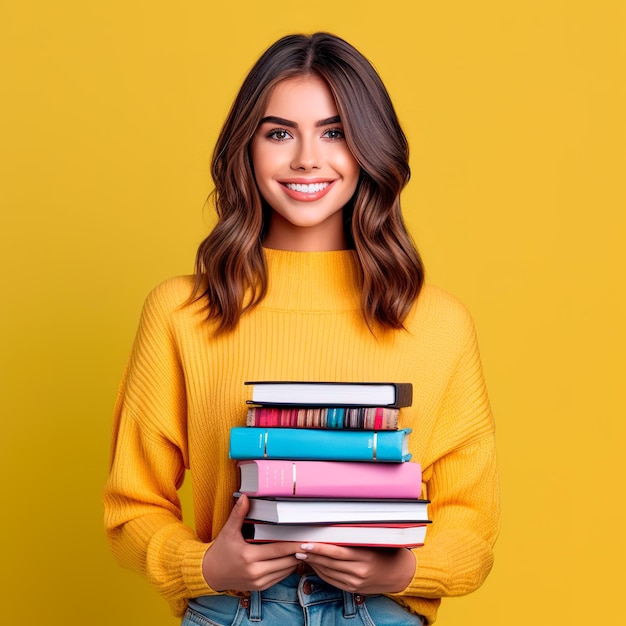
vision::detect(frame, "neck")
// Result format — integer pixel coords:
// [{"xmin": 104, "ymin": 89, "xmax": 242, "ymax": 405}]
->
[
  {"xmin": 262, "ymin": 213, "xmax": 348, "ymax": 251},
  {"xmin": 261, "ymin": 248, "xmax": 361, "ymax": 312}
]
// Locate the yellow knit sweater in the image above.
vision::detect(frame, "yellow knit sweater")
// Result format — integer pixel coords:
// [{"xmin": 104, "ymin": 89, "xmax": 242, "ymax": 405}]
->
[{"xmin": 104, "ymin": 249, "xmax": 499, "ymax": 624}]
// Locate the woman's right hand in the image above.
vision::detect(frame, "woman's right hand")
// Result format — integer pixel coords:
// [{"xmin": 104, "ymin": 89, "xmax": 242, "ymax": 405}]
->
[{"xmin": 201, "ymin": 493, "xmax": 300, "ymax": 592}]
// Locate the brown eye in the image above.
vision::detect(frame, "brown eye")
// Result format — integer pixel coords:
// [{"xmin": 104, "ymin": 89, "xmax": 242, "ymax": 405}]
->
[
  {"xmin": 323, "ymin": 128, "xmax": 345, "ymax": 140},
  {"xmin": 267, "ymin": 129, "xmax": 291, "ymax": 141}
]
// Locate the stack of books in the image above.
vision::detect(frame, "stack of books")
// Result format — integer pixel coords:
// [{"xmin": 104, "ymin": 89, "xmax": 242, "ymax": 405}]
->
[{"xmin": 229, "ymin": 381, "xmax": 430, "ymax": 548}]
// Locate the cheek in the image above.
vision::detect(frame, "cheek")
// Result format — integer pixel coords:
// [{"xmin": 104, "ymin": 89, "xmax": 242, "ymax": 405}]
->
[
  {"xmin": 251, "ymin": 145, "xmax": 283, "ymax": 180},
  {"xmin": 250, "ymin": 146, "xmax": 271, "ymax": 190},
  {"xmin": 336, "ymin": 146, "xmax": 359, "ymax": 173},
  {"xmin": 342, "ymin": 154, "xmax": 361, "ymax": 187}
]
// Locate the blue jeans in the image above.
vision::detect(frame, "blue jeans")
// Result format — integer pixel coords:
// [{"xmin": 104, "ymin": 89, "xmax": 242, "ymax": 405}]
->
[{"xmin": 182, "ymin": 573, "xmax": 425, "ymax": 626}]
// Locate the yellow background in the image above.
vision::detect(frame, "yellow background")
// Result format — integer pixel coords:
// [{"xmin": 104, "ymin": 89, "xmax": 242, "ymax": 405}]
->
[{"xmin": 1, "ymin": 1, "xmax": 624, "ymax": 624}]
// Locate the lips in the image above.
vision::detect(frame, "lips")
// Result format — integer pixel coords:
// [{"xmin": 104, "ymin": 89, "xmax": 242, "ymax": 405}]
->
[{"xmin": 279, "ymin": 179, "xmax": 336, "ymax": 202}]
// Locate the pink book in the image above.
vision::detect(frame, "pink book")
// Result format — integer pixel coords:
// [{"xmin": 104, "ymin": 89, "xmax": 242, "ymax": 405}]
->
[{"xmin": 237, "ymin": 459, "xmax": 422, "ymax": 498}]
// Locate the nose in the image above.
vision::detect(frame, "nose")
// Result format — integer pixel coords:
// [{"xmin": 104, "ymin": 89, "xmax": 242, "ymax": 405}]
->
[{"xmin": 291, "ymin": 136, "xmax": 320, "ymax": 171}]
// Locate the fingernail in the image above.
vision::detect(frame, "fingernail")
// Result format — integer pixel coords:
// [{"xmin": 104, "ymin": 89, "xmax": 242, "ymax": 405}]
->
[
  {"xmin": 295, "ymin": 552, "xmax": 308, "ymax": 560},
  {"xmin": 300, "ymin": 543, "xmax": 314, "ymax": 550}
]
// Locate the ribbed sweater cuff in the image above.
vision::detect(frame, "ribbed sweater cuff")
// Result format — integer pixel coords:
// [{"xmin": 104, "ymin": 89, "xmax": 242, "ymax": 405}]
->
[
  {"xmin": 181, "ymin": 540, "xmax": 215, "ymax": 598},
  {"xmin": 389, "ymin": 531, "xmax": 494, "ymax": 599}
]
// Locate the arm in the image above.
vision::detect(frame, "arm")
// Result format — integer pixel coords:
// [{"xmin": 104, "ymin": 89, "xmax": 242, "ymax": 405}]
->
[
  {"xmin": 103, "ymin": 281, "xmax": 302, "ymax": 615},
  {"xmin": 393, "ymin": 317, "xmax": 500, "ymax": 598},
  {"xmin": 103, "ymin": 282, "xmax": 213, "ymax": 615},
  {"xmin": 297, "ymin": 314, "xmax": 500, "ymax": 599}
]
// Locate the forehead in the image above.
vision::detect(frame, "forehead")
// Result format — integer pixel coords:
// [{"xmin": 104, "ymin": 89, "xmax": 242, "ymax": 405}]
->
[{"xmin": 263, "ymin": 75, "xmax": 339, "ymax": 118}]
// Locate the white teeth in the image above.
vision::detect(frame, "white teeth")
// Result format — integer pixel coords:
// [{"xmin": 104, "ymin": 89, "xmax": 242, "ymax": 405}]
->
[{"xmin": 285, "ymin": 182, "xmax": 330, "ymax": 193}]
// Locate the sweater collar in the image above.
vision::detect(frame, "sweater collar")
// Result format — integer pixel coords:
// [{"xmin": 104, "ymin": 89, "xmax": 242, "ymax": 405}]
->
[{"xmin": 261, "ymin": 248, "xmax": 362, "ymax": 312}]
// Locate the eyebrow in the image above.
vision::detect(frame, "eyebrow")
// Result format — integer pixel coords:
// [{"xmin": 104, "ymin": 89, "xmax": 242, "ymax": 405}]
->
[{"xmin": 258, "ymin": 115, "xmax": 342, "ymax": 128}]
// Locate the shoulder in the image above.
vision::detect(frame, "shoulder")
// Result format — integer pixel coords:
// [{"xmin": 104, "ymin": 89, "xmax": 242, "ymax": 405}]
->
[
  {"xmin": 140, "ymin": 275, "xmax": 198, "ymax": 323},
  {"xmin": 145, "ymin": 275, "xmax": 196, "ymax": 305},
  {"xmin": 414, "ymin": 283, "xmax": 474, "ymax": 328},
  {"xmin": 404, "ymin": 283, "xmax": 477, "ymax": 351}
]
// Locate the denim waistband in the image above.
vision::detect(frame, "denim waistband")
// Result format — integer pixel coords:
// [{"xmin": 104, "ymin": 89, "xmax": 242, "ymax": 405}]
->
[
  {"xmin": 249, "ymin": 573, "xmax": 360, "ymax": 619},
  {"xmin": 188, "ymin": 573, "xmax": 425, "ymax": 625},
  {"xmin": 191, "ymin": 573, "xmax": 361, "ymax": 622},
  {"xmin": 258, "ymin": 572, "xmax": 350, "ymax": 602}
]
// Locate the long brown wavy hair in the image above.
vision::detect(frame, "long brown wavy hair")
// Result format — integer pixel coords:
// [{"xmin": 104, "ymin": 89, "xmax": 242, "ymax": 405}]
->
[{"xmin": 192, "ymin": 32, "xmax": 424, "ymax": 333}]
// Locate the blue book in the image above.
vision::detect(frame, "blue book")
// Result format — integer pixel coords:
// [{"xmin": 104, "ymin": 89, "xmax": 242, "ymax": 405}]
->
[{"xmin": 229, "ymin": 427, "xmax": 412, "ymax": 462}]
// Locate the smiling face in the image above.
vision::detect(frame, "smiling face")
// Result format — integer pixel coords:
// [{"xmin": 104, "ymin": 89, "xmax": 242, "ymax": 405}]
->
[{"xmin": 250, "ymin": 74, "xmax": 361, "ymax": 251}]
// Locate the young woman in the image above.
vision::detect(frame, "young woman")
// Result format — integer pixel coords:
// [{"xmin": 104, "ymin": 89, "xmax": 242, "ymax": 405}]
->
[{"xmin": 104, "ymin": 32, "xmax": 500, "ymax": 626}]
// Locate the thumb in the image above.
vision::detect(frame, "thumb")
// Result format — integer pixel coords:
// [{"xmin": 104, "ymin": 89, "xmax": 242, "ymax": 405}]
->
[{"xmin": 224, "ymin": 493, "xmax": 249, "ymax": 531}]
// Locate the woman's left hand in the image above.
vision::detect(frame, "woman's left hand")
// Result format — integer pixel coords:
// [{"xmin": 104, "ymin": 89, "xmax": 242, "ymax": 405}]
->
[{"xmin": 294, "ymin": 543, "xmax": 416, "ymax": 594}]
